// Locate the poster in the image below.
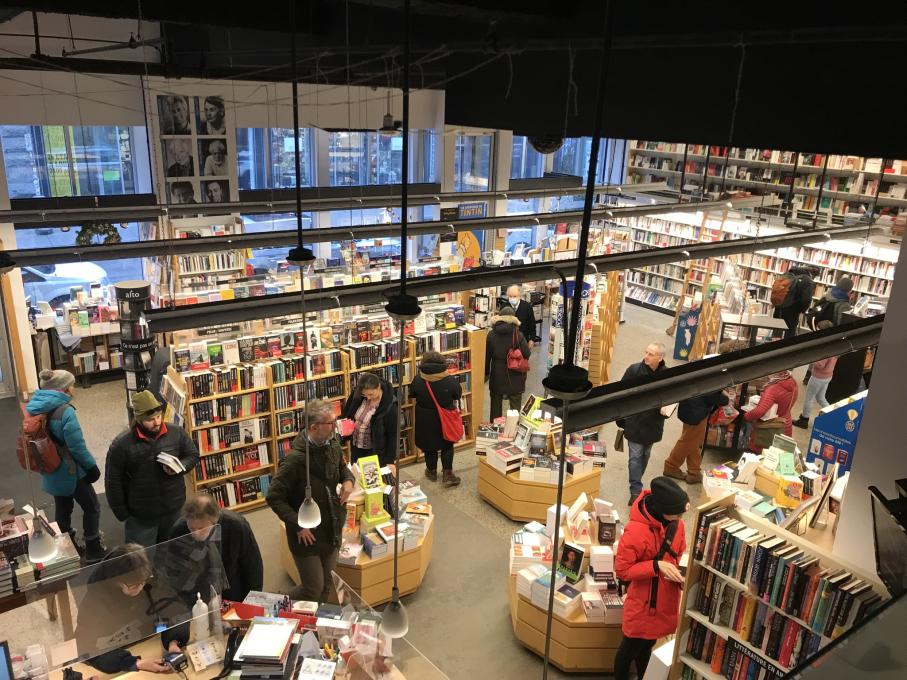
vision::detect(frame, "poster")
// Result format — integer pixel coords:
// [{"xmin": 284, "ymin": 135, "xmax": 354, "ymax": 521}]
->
[
  {"xmin": 806, "ymin": 390, "xmax": 866, "ymax": 475},
  {"xmin": 673, "ymin": 304, "xmax": 701, "ymax": 361}
]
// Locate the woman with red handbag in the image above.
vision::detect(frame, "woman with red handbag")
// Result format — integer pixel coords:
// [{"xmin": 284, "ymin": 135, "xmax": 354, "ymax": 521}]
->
[
  {"xmin": 484, "ymin": 304, "xmax": 531, "ymax": 421},
  {"xmin": 410, "ymin": 351, "xmax": 464, "ymax": 487}
]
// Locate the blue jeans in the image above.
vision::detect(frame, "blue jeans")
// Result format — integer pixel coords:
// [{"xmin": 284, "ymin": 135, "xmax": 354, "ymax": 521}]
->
[
  {"xmin": 628, "ymin": 440, "xmax": 653, "ymax": 497},
  {"xmin": 802, "ymin": 376, "xmax": 831, "ymax": 418},
  {"xmin": 125, "ymin": 509, "xmax": 181, "ymax": 548}
]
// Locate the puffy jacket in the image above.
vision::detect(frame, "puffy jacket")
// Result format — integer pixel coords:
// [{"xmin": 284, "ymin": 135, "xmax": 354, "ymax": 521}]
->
[
  {"xmin": 340, "ymin": 377, "xmax": 399, "ymax": 466},
  {"xmin": 104, "ymin": 423, "xmax": 199, "ymax": 522},
  {"xmin": 743, "ymin": 375, "xmax": 799, "ymax": 435},
  {"xmin": 25, "ymin": 389, "xmax": 96, "ymax": 496},
  {"xmin": 484, "ymin": 313, "xmax": 531, "ymax": 396},
  {"xmin": 677, "ymin": 390, "xmax": 729, "ymax": 426},
  {"xmin": 615, "ymin": 492, "xmax": 687, "ymax": 639},
  {"xmin": 410, "ymin": 358, "xmax": 463, "ymax": 452},
  {"xmin": 619, "ymin": 360, "xmax": 668, "ymax": 445}
]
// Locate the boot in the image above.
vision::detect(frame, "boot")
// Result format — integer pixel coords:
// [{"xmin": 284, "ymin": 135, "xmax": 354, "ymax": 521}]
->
[
  {"xmin": 442, "ymin": 470, "xmax": 461, "ymax": 487},
  {"xmin": 425, "ymin": 468, "xmax": 438, "ymax": 482},
  {"xmin": 662, "ymin": 467, "xmax": 686, "ymax": 482},
  {"xmin": 84, "ymin": 536, "xmax": 107, "ymax": 564},
  {"xmin": 793, "ymin": 416, "xmax": 810, "ymax": 430}
]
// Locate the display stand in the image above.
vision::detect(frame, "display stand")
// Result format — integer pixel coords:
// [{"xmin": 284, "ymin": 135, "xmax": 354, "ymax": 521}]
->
[
  {"xmin": 114, "ymin": 280, "xmax": 155, "ymax": 420},
  {"xmin": 477, "ymin": 458, "xmax": 602, "ymax": 522}
]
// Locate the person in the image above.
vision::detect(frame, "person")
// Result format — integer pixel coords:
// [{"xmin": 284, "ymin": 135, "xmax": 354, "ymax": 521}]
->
[
  {"xmin": 743, "ymin": 370, "xmax": 799, "ymax": 452},
  {"xmin": 105, "ymin": 391, "xmax": 199, "ymax": 547},
  {"xmin": 75, "ymin": 544, "xmax": 190, "ymax": 674},
  {"xmin": 484, "ymin": 303, "xmax": 531, "ymax": 421},
  {"xmin": 795, "ymin": 350, "xmax": 838, "ymax": 430},
  {"xmin": 200, "ymin": 96, "xmax": 226, "ymax": 135},
  {"xmin": 410, "ymin": 351, "xmax": 462, "ymax": 487},
  {"xmin": 266, "ymin": 399, "xmax": 355, "ymax": 602},
  {"xmin": 807, "ymin": 276, "xmax": 854, "ymax": 329},
  {"xmin": 165, "ymin": 95, "xmax": 191, "ymax": 134},
  {"xmin": 25, "ymin": 369, "xmax": 105, "ymax": 562},
  {"xmin": 170, "ymin": 181, "xmax": 196, "ymax": 204},
  {"xmin": 663, "ymin": 386, "xmax": 730, "ymax": 484},
  {"xmin": 614, "ymin": 477, "xmax": 688, "ymax": 680},
  {"xmin": 504, "ymin": 284, "xmax": 540, "ymax": 346},
  {"xmin": 772, "ymin": 265, "xmax": 816, "ymax": 338},
  {"xmin": 617, "ymin": 343, "xmax": 669, "ymax": 505},
  {"xmin": 340, "ymin": 372, "xmax": 398, "ymax": 466},
  {"xmin": 205, "ymin": 180, "xmax": 226, "ymax": 203},
  {"xmin": 165, "ymin": 139, "xmax": 193, "ymax": 177},
  {"xmin": 168, "ymin": 494, "xmax": 263, "ymax": 603},
  {"xmin": 203, "ymin": 139, "xmax": 228, "ymax": 176}
]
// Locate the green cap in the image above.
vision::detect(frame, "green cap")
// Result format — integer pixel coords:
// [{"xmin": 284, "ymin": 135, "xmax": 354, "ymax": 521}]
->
[{"xmin": 131, "ymin": 390, "xmax": 163, "ymax": 419}]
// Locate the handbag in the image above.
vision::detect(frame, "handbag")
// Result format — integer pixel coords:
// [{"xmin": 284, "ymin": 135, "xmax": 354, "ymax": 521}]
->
[
  {"xmin": 506, "ymin": 329, "xmax": 530, "ymax": 373},
  {"xmin": 614, "ymin": 428, "xmax": 625, "ymax": 453},
  {"xmin": 424, "ymin": 380, "xmax": 465, "ymax": 443}
]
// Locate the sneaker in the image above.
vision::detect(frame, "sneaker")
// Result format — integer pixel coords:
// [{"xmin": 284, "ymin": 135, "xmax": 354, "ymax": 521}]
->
[
  {"xmin": 442, "ymin": 471, "xmax": 461, "ymax": 487},
  {"xmin": 663, "ymin": 468, "xmax": 686, "ymax": 482},
  {"xmin": 425, "ymin": 468, "xmax": 438, "ymax": 482},
  {"xmin": 793, "ymin": 416, "xmax": 810, "ymax": 430},
  {"xmin": 686, "ymin": 473, "xmax": 703, "ymax": 485}
]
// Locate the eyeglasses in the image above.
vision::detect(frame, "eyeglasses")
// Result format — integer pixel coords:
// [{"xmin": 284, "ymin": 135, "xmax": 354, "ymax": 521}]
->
[{"xmin": 120, "ymin": 574, "xmax": 152, "ymax": 590}]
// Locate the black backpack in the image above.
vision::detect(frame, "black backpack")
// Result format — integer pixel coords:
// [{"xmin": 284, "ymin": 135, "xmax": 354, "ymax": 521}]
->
[{"xmin": 806, "ymin": 298, "xmax": 851, "ymax": 330}]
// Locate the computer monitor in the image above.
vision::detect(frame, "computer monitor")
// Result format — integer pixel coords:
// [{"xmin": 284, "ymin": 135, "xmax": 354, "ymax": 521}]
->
[
  {"xmin": 0, "ymin": 640, "xmax": 14, "ymax": 680},
  {"xmin": 869, "ymin": 485, "xmax": 907, "ymax": 598}
]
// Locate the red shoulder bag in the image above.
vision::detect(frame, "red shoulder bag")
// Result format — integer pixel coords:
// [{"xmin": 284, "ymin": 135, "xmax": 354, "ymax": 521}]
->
[
  {"xmin": 424, "ymin": 381, "xmax": 465, "ymax": 443},
  {"xmin": 506, "ymin": 329, "xmax": 530, "ymax": 373}
]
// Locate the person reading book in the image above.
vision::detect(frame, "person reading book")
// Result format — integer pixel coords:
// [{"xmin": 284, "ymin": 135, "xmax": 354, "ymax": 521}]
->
[{"xmin": 340, "ymin": 372, "xmax": 398, "ymax": 466}]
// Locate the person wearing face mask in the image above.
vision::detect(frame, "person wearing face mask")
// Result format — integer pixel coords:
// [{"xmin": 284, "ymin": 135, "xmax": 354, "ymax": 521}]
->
[
  {"xmin": 340, "ymin": 372, "xmax": 399, "ymax": 466},
  {"xmin": 105, "ymin": 391, "xmax": 199, "ymax": 548},
  {"xmin": 504, "ymin": 285, "xmax": 540, "ymax": 347},
  {"xmin": 168, "ymin": 494, "xmax": 262, "ymax": 603}
]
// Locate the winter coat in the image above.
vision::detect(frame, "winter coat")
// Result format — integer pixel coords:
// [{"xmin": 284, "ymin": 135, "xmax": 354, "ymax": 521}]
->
[
  {"xmin": 743, "ymin": 374, "xmax": 799, "ymax": 435},
  {"xmin": 677, "ymin": 390, "xmax": 729, "ymax": 426},
  {"xmin": 266, "ymin": 434, "xmax": 355, "ymax": 558},
  {"xmin": 410, "ymin": 358, "xmax": 463, "ymax": 452},
  {"xmin": 169, "ymin": 509, "xmax": 263, "ymax": 603},
  {"xmin": 618, "ymin": 360, "xmax": 668, "ymax": 445},
  {"xmin": 341, "ymin": 378, "xmax": 398, "ymax": 466},
  {"xmin": 105, "ymin": 423, "xmax": 199, "ymax": 522},
  {"xmin": 615, "ymin": 492, "xmax": 687, "ymax": 640},
  {"xmin": 810, "ymin": 356, "xmax": 838, "ymax": 380},
  {"xmin": 511, "ymin": 299, "xmax": 540, "ymax": 343},
  {"xmin": 484, "ymin": 313, "xmax": 531, "ymax": 396},
  {"xmin": 25, "ymin": 389, "xmax": 97, "ymax": 496}
]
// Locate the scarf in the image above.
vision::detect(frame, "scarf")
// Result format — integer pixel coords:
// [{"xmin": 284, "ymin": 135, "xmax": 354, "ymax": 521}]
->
[{"xmin": 420, "ymin": 369, "xmax": 448, "ymax": 382}]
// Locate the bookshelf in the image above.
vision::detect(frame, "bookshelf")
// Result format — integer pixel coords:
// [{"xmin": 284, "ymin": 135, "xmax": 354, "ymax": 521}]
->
[
  {"xmin": 587, "ymin": 271, "xmax": 621, "ymax": 386},
  {"xmin": 670, "ymin": 494, "xmax": 888, "ymax": 680}
]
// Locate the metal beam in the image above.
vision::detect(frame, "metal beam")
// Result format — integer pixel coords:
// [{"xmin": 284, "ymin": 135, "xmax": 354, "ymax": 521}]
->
[{"xmin": 541, "ymin": 316, "xmax": 883, "ymax": 433}]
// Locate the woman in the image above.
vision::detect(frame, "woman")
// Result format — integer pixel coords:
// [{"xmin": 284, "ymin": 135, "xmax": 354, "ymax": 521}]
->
[
  {"xmin": 410, "ymin": 351, "xmax": 462, "ymax": 487},
  {"xmin": 614, "ymin": 477, "xmax": 689, "ymax": 680},
  {"xmin": 795, "ymin": 347, "xmax": 838, "ymax": 430},
  {"xmin": 743, "ymin": 369, "xmax": 799, "ymax": 452},
  {"xmin": 340, "ymin": 372, "xmax": 398, "ymax": 466},
  {"xmin": 25, "ymin": 369, "xmax": 105, "ymax": 562},
  {"xmin": 484, "ymin": 303, "xmax": 531, "ymax": 421},
  {"xmin": 75, "ymin": 544, "xmax": 190, "ymax": 674}
]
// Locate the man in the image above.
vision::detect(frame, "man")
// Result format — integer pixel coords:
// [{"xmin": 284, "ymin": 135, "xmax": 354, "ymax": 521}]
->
[
  {"xmin": 170, "ymin": 181, "xmax": 196, "ymax": 204},
  {"xmin": 166, "ymin": 139, "xmax": 194, "ymax": 177},
  {"xmin": 168, "ymin": 494, "xmax": 263, "ymax": 603},
  {"xmin": 772, "ymin": 265, "xmax": 816, "ymax": 338},
  {"xmin": 200, "ymin": 96, "xmax": 226, "ymax": 135},
  {"xmin": 166, "ymin": 95, "xmax": 191, "ymax": 134},
  {"xmin": 617, "ymin": 343, "xmax": 669, "ymax": 505},
  {"xmin": 203, "ymin": 139, "xmax": 228, "ymax": 176},
  {"xmin": 105, "ymin": 391, "xmax": 199, "ymax": 547},
  {"xmin": 504, "ymin": 285, "xmax": 540, "ymax": 346},
  {"xmin": 266, "ymin": 400, "xmax": 355, "ymax": 602},
  {"xmin": 205, "ymin": 180, "xmax": 226, "ymax": 203}
]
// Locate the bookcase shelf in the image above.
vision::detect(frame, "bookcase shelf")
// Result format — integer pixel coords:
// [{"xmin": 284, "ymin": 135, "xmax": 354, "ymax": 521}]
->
[
  {"xmin": 187, "ymin": 385, "xmax": 269, "ymax": 404},
  {"xmin": 197, "ymin": 438, "xmax": 271, "ymax": 457}
]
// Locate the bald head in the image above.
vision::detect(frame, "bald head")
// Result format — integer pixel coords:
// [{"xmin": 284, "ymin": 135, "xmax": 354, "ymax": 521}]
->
[{"xmin": 643, "ymin": 342, "xmax": 665, "ymax": 370}]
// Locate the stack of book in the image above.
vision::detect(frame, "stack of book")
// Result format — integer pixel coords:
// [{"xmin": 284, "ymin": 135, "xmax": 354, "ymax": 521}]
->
[
  {"xmin": 234, "ymin": 617, "xmax": 301, "ymax": 679},
  {"xmin": 487, "ymin": 443, "xmax": 524, "ymax": 475},
  {"xmin": 530, "ymin": 569, "xmax": 567, "ymax": 609},
  {"xmin": 553, "ymin": 583, "xmax": 583, "ymax": 618},
  {"xmin": 581, "ymin": 591, "xmax": 606, "ymax": 622},
  {"xmin": 475, "ymin": 423, "xmax": 505, "ymax": 455},
  {"xmin": 516, "ymin": 564, "xmax": 549, "ymax": 599},
  {"xmin": 35, "ymin": 530, "xmax": 80, "ymax": 578},
  {"xmin": 510, "ymin": 528, "xmax": 553, "ymax": 574},
  {"xmin": 582, "ymin": 441, "xmax": 607, "ymax": 468}
]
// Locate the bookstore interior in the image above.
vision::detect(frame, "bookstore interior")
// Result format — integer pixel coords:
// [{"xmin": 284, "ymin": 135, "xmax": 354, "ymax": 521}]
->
[{"xmin": 1, "ymin": 7, "xmax": 907, "ymax": 680}]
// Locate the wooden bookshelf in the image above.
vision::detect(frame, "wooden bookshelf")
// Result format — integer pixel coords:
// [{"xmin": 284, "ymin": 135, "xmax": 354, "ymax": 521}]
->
[{"xmin": 587, "ymin": 271, "xmax": 621, "ymax": 386}]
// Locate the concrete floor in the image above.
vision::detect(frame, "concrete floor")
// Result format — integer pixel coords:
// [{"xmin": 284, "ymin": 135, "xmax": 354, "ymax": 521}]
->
[{"xmin": 0, "ymin": 303, "xmax": 815, "ymax": 679}]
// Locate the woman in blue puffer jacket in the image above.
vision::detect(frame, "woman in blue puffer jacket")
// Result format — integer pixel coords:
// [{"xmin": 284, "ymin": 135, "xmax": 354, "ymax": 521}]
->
[{"xmin": 26, "ymin": 369, "xmax": 105, "ymax": 562}]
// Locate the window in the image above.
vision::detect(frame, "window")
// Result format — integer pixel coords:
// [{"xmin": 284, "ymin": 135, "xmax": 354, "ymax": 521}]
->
[
  {"xmin": 552, "ymin": 137, "xmax": 594, "ymax": 178},
  {"xmin": 454, "ymin": 134, "xmax": 492, "ymax": 192},
  {"xmin": 235, "ymin": 127, "xmax": 314, "ymax": 190},
  {"xmin": 242, "ymin": 212, "xmax": 314, "ymax": 274},
  {"xmin": 511, "ymin": 136, "xmax": 546, "ymax": 179},
  {"xmin": 328, "ymin": 130, "xmax": 435, "ymax": 187},
  {"xmin": 1, "ymin": 125, "xmax": 149, "ymax": 199}
]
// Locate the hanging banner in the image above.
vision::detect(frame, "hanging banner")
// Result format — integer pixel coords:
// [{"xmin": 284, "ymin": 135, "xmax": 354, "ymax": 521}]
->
[
  {"xmin": 673, "ymin": 305, "xmax": 701, "ymax": 361},
  {"xmin": 806, "ymin": 390, "xmax": 866, "ymax": 475}
]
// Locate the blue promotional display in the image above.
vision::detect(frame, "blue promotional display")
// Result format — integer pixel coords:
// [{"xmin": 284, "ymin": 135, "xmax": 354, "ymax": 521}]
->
[
  {"xmin": 806, "ymin": 390, "xmax": 866, "ymax": 476},
  {"xmin": 673, "ymin": 304, "xmax": 701, "ymax": 361}
]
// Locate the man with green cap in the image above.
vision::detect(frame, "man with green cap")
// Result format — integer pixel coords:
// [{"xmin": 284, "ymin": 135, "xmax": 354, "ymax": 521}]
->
[{"xmin": 105, "ymin": 390, "xmax": 199, "ymax": 547}]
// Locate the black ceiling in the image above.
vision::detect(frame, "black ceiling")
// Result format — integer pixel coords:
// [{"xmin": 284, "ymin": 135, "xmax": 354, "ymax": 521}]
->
[{"xmin": 4, "ymin": 1, "xmax": 907, "ymax": 157}]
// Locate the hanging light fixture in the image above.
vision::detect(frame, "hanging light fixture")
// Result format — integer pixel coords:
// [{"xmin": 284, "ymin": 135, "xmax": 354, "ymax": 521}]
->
[
  {"xmin": 380, "ymin": 0, "xmax": 418, "ymax": 640},
  {"xmin": 286, "ymin": 0, "xmax": 320, "ymax": 530},
  {"xmin": 379, "ymin": 90, "xmax": 401, "ymax": 133}
]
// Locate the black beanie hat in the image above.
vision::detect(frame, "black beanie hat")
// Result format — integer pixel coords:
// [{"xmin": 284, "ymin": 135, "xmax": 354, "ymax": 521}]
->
[{"xmin": 649, "ymin": 476, "xmax": 690, "ymax": 515}]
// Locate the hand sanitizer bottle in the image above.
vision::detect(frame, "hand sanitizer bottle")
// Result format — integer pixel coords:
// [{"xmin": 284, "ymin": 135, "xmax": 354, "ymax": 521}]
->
[{"xmin": 191, "ymin": 592, "xmax": 210, "ymax": 641}]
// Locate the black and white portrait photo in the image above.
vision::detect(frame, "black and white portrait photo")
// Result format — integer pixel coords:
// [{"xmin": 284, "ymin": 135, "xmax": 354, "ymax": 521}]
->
[
  {"xmin": 163, "ymin": 138, "xmax": 195, "ymax": 177},
  {"xmin": 168, "ymin": 180, "xmax": 197, "ymax": 204},
  {"xmin": 199, "ymin": 138, "xmax": 228, "ymax": 176},
  {"xmin": 158, "ymin": 95, "xmax": 192, "ymax": 135},
  {"xmin": 202, "ymin": 179, "xmax": 228, "ymax": 203},
  {"xmin": 196, "ymin": 95, "xmax": 226, "ymax": 135}
]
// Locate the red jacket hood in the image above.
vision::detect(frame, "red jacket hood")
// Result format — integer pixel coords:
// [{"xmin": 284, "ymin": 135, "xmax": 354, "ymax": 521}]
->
[{"xmin": 629, "ymin": 490, "xmax": 662, "ymax": 529}]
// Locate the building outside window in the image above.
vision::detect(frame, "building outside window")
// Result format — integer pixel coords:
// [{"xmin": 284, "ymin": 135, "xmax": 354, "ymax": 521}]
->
[
  {"xmin": 454, "ymin": 134, "xmax": 492, "ymax": 192},
  {"xmin": 327, "ymin": 130, "xmax": 436, "ymax": 187},
  {"xmin": 235, "ymin": 127, "xmax": 315, "ymax": 190},
  {"xmin": 241, "ymin": 212, "xmax": 314, "ymax": 274},
  {"xmin": 511, "ymin": 135, "xmax": 546, "ymax": 179}
]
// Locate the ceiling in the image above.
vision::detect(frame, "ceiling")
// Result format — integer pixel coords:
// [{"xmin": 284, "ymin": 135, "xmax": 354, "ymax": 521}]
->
[{"xmin": 3, "ymin": 1, "xmax": 907, "ymax": 156}]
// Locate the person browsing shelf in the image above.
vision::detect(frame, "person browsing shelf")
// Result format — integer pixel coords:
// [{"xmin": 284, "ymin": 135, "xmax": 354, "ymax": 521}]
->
[
  {"xmin": 340, "ymin": 372, "xmax": 399, "ymax": 466},
  {"xmin": 484, "ymin": 303, "xmax": 531, "ymax": 421},
  {"xmin": 266, "ymin": 399, "xmax": 355, "ymax": 602},
  {"xmin": 743, "ymin": 370, "xmax": 798, "ymax": 452},
  {"xmin": 410, "ymin": 351, "xmax": 462, "ymax": 487}
]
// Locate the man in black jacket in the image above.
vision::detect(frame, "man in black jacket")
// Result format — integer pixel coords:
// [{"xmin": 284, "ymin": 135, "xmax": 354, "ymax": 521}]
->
[
  {"xmin": 663, "ymin": 389, "xmax": 729, "ymax": 484},
  {"xmin": 618, "ymin": 343, "xmax": 669, "ymax": 505},
  {"xmin": 168, "ymin": 494, "xmax": 263, "ymax": 603},
  {"xmin": 504, "ymin": 285, "xmax": 540, "ymax": 345},
  {"xmin": 772, "ymin": 265, "xmax": 817, "ymax": 339},
  {"xmin": 105, "ymin": 391, "xmax": 199, "ymax": 547}
]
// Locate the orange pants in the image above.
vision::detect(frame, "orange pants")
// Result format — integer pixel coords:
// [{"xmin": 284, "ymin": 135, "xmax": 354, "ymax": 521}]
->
[{"xmin": 664, "ymin": 419, "xmax": 708, "ymax": 476}]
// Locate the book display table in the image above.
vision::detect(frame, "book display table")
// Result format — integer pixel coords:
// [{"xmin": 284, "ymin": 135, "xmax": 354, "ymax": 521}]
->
[
  {"xmin": 507, "ymin": 576, "xmax": 621, "ymax": 673},
  {"xmin": 279, "ymin": 520, "xmax": 434, "ymax": 607},
  {"xmin": 478, "ymin": 458, "xmax": 602, "ymax": 522}
]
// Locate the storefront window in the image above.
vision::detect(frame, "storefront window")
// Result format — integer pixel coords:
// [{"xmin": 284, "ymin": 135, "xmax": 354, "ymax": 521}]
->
[
  {"xmin": 235, "ymin": 128, "xmax": 314, "ymax": 190},
  {"xmin": 552, "ymin": 137, "xmax": 594, "ymax": 178},
  {"xmin": 242, "ymin": 212, "xmax": 314, "ymax": 274},
  {"xmin": 454, "ymin": 134, "xmax": 492, "ymax": 192},
  {"xmin": 511, "ymin": 136, "xmax": 545, "ymax": 179}
]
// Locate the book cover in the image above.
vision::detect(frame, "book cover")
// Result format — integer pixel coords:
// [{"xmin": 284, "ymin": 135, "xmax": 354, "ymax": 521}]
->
[
  {"xmin": 556, "ymin": 542, "xmax": 585, "ymax": 584},
  {"xmin": 267, "ymin": 336, "xmax": 283, "ymax": 358},
  {"xmin": 237, "ymin": 337, "xmax": 256, "ymax": 363},
  {"xmin": 207, "ymin": 342, "xmax": 224, "ymax": 366},
  {"xmin": 223, "ymin": 339, "xmax": 240, "ymax": 365},
  {"xmin": 173, "ymin": 347, "xmax": 191, "ymax": 373},
  {"xmin": 189, "ymin": 341, "xmax": 210, "ymax": 370}
]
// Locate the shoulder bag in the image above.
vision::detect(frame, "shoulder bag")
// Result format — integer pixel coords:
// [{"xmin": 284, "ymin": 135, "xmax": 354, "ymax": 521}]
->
[
  {"xmin": 506, "ymin": 328, "xmax": 530, "ymax": 373},
  {"xmin": 424, "ymin": 380, "xmax": 465, "ymax": 443}
]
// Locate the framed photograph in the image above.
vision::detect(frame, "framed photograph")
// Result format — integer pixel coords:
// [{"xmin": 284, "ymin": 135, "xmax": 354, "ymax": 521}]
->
[
  {"xmin": 198, "ymin": 138, "xmax": 228, "ymax": 176},
  {"xmin": 157, "ymin": 94, "xmax": 192, "ymax": 135},
  {"xmin": 167, "ymin": 180, "xmax": 198, "ymax": 205},
  {"xmin": 162, "ymin": 138, "xmax": 195, "ymax": 178},
  {"xmin": 201, "ymin": 179, "xmax": 228, "ymax": 203},
  {"xmin": 196, "ymin": 95, "xmax": 226, "ymax": 135}
]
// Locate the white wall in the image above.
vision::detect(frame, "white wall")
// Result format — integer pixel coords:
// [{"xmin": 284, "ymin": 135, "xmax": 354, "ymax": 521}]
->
[{"xmin": 833, "ymin": 243, "xmax": 907, "ymax": 573}]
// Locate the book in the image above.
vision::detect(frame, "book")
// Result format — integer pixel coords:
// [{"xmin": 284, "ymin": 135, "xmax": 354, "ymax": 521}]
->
[
  {"xmin": 556, "ymin": 542, "xmax": 585, "ymax": 584},
  {"xmin": 207, "ymin": 341, "xmax": 224, "ymax": 366},
  {"xmin": 156, "ymin": 452, "xmax": 186, "ymax": 474}
]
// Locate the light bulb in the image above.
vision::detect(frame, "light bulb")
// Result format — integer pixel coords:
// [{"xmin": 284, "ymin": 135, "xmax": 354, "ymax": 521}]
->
[
  {"xmin": 28, "ymin": 528, "xmax": 58, "ymax": 564},
  {"xmin": 381, "ymin": 593, "xmax": 409, "ymax": 638},
  {"xmin": 297, "ymin": 495, "xmax": 321, "ymax": 529}
]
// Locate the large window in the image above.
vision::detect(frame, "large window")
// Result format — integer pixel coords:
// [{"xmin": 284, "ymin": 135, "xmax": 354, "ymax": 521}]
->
[
  {"xmin": 242, "ymin": 212, "xmax": 314, "ymax": 274},
  {"xmin": 328, "ymin": 130, "xmax": 436, "ymax": 187},
  {"xmin": 235, "ymin": 127, "xmax": 315, "ymax": 190},
  {"xmin": 552, "ymin": 137, "xmax": 594, "ymax": 178},
  {"xmin": 511, "ymin": 135, "xmax": 546, "ymax": 179},
  {"xmin": 454, "ymin": 134, "xmax": 492, "ymax": 192},
  {"xmin": 0, "ymin": 125, "xmax": 149, "ymax": 199}
]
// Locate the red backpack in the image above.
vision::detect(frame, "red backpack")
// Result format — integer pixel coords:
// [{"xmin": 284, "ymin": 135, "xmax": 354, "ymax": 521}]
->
[{"xmin": 16, "ymin": 404, "xmax": 73, "ymax": 475}]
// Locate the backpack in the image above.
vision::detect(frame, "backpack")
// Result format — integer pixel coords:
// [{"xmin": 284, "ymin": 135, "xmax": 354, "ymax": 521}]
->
[
  {"xmin": 770, "ymin": 273, "xmax": 798, "ymax": 308},
  {"xmin": 16, "ymin": 404, "xmax": 73, "ymax": 475},
  {"xmin": 806, "ymin": 298, "xmax": 851, "ymax": 330}
]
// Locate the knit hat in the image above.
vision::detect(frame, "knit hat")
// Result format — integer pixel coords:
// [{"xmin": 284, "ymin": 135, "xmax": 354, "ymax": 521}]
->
[
  {"xmin": 131, "ymin": 390, "xmax": 163, "ymax": 419},
  {"xmin": 835, "ymin": 276, "xmax": 854, "ymax": 293},
  {"xmin": 497, "ymin": 302, "xmax": 516, "ymax": 316},
  {"xmin": 649, "ymin": 476, "xmax": 690, "ymax": 515},
  {"xmin": 38, "ymin": 369, "xmax": 75, "ymax": 391}
]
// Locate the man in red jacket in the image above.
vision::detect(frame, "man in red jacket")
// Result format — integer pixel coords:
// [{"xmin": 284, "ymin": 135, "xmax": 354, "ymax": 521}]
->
[{"xmin": 614, "ymin": 477, "xmax": 689, "ymax": 680}]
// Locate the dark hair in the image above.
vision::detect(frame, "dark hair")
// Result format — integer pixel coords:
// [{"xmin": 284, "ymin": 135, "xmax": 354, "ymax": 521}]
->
[
  {"xmin": 356, "ymin": 373, "xmax": 381, "ymax": 394},
  {"xmin": 421, "ymin": 350, "xmax": 446, "ymax": 366},
  {"xmin": 90, "ymin": 543, "xmax": 153, "ymax": 585}
]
